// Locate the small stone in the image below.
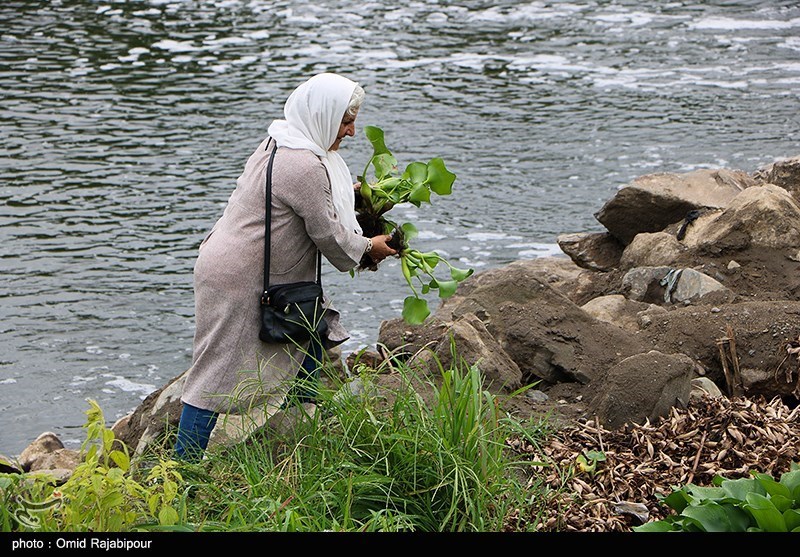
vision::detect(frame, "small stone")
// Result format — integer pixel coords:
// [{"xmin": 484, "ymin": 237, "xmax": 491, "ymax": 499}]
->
[
  {"xmin": 711, "ymin": 307, "xmax": 721, "ymax": 313},
  {"xmin": 613, "ymin": 501, "xmax": 650, "ymax": 524},
  {"xmin": 727, "ymin": 260, "xmax": 741, "ymax": 269}
]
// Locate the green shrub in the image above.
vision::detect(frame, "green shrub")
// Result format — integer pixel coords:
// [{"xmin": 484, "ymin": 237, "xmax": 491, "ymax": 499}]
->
[
  {"xmin": 0, "ymin": 399, "xmax": 186, "ymax": 532},
  {"xmin": 635, "ymin": 463, "xmax": 800, "ymax": 532}
]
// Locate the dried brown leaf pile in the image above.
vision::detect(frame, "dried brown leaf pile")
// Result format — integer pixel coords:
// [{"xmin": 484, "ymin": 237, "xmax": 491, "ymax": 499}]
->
[{"xmin": 509, "ymin": 395, "xmax": 800, "ymax": 532}]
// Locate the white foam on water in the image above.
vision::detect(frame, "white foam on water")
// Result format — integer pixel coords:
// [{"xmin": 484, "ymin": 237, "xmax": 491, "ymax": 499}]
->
[
  {"xmin": 782, "ymin": 37, "xmax": 800, "ymax": 51},
  {"xmin": 118, "ymin": 47, "xmax": 149, "ymax": 63},
  {"xmin": 152, "ymin": 39, "xmax": 200, "ymax": 53},
  {"xmin": 415, "ymin": 229, "xmax": 446, "ymax": 241},
  {"xmin": 0, "ymin": 378, "xmax": 16, "ymax": 384},
  {"xmin": 232, "ymin": 55, "xmax": 258, "ymax": 66},
  {"xmin": 244, "ymin": 30, "xmax": 271, "ymax": 40},
  {"xmin": 132, "ymin": 8, "xmax": 162, "ymax": 16},
  {"xmin": 103, "ymin": 376, "xmax": 157, "ymax": 395},
  {"xmin": 204, "ymin": 36, "xmax": 251, "ymax": 47},
  {"xmin": 466, "ymin": 231, "xmax": 522, "ymax": 242},
  {"xmin": 85, "ymin": 345, "xmax": 103, "ymax": 355},
  {"xmin": 689, "ymin": 16, "xmax": 800, "ymax": 31},
  {"xmin": 467, "ymin": 2, "xmax": 586, "ymax": 23},
  {"xmin": 591, "ymin": 11, "xmax": 654, "ymax": 26}
]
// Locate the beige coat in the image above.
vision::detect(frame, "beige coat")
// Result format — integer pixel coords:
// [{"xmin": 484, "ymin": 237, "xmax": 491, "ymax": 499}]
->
[{"xmin": 180, "ymin": 137, "xmax": 369, "ymax": 414}]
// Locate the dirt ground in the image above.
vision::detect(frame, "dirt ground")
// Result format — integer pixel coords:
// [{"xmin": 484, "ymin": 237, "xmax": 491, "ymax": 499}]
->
[
  {"xmin": 360, "ymin": 239, "xmax": 800, "ymax": 532},
  {"xmin": 485, "ymin": 243, "xmax": 800, "ymax": 531}
]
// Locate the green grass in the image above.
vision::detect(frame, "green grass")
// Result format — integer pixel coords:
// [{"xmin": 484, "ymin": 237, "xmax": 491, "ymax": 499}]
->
[{"xmin": 0, "ymin": 348, "xmax": 558, "ymax": 532}]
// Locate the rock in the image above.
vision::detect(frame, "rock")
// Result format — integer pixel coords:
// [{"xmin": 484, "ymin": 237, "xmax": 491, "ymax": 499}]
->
[
  {"xmin": 0, "ymin": 454, "xmax": 22, "ymax": 474},
  {"xmin": 557, "ymin": 231, "xmax": 624, "ymax": 272},
  {"xmin": 595, "ymin": 169, "xmax": 755, "ymax": 244},
  {"xmin": 690, "ymin": 377, "xmax": 724, "ymax": 402},
  {"xmin": 619, "ymin": 232, "xmax": 685, "ymax": 270},
  {"xmin": 18, "ymin": 432, "xmax": 65, "ymax": 471},
  {"xmin": 411, "ymin": 312, "xmax": 523, "ymax": 393},
  {"xmin": 671, "ymin": 268, "xmax": 733, "ymax": 304},
  {"xmin": 753, "ymin": 153, "xmax": 800, "ymax": 202},
  {"xmin": 637, "ymin": 300, "xmax": 800, "ymax": 398},
  {"xmin": 682, "ymin": 184, "xmax": 800, "ymax": 251},
  {"xmin": 621, "ymin": 266, "xmax": 732, "ymax": 305},
  {"xmin": 588, "ymin": 350, "xmax": 699, "ymax": 430},
  {"xmin": 112, "ymin": 372, "xmax": 186, "ymax": 457},
  {"xmin": 620, "ymin": 266, "xmax": 674, "ymax": 303},
  {"xmin": 15, "ymin": 433, "xmax": 80, "ymax": 484},
  {"xmin": 580, "ymin": 294, "xmax": 658, "ymax": 334}
]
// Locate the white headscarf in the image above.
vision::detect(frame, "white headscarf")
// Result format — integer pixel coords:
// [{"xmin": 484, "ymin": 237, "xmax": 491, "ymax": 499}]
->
[{"xmin": 267, "ymin": 73, "xmax": 362, "ymax": 234}]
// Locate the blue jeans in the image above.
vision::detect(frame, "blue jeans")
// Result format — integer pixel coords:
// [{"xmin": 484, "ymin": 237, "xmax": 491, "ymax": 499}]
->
[
  {"xmin": 173, "ymin": 402, "xmax": 218, "ymax": 462},
  {"xmin": 173, "ymin": 338, "xmax": 324, "ymax": 461}
]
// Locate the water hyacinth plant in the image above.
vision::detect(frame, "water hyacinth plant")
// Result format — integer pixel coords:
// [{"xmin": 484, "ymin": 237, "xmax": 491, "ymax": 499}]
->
[{"xmin": 354, "ymin": 125, "xmax": 473, "ymax": 325}]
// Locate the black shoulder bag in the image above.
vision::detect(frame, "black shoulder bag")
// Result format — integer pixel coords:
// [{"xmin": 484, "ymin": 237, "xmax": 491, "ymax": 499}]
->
[{"xmin": 259, "ymin": 139, "xmax": 329, "ymax": 344}]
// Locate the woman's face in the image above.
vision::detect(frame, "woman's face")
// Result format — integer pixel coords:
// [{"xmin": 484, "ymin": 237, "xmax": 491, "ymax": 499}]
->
[{"xmin": 329, "ymin": 110, "xmax": 358, "ymax": 151}]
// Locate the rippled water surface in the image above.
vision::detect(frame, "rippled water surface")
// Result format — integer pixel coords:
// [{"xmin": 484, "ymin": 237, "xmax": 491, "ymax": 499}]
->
[{"xmin": 1, "ymin": 0, "xmax": 799, "ymax": 455}]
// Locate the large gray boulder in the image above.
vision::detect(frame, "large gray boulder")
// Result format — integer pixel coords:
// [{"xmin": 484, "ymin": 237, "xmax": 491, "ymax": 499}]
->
[
  {"xmin": 681, "ymin": 183, "xmax": 800, "ymax": 251},
  {"xmin": 410, "ymin": 312, "xmax": 523, "ymax": 393},
  {"xmin": 595, "ymin": 169, "xmax": 755, "ymax": 244},
  {"xmin": 588, "ymin": 351, "xmax": 700, "ymax": 430}
]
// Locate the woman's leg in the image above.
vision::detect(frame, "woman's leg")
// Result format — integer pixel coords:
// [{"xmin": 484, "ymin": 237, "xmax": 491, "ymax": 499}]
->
[
  {"xmin": 284, "ymin": 335, "xmax": 324, "ymax": 406},
  {"xmin": 174, "ymin": 402, "xmax": 219, "ymax": 462}
]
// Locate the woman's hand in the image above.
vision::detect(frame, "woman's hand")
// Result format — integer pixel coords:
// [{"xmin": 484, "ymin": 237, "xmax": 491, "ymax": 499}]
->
[{"xmin": 368, "ymin": 234, "xmax": 397, "ymax": 264}]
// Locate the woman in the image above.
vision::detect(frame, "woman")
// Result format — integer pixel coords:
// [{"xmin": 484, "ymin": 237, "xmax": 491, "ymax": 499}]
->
[{"xmin": 174, "ymin": 73, "xmax": 396, "ymax": 461}]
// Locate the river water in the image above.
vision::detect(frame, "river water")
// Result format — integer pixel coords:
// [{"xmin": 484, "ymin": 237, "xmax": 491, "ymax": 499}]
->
[{"xmin": 1, "ymin": 0, "xmax": 799, "ymax": 456}]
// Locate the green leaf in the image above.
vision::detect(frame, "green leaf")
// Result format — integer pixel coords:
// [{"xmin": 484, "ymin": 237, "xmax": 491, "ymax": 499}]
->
[
  {"xmin": 401, "ymin": 222, "xmax": 418, "ymax": 242},
  {"xmin": 722, "ymin": 477, "xmax": 765, "ymax": 501},
  {"xmin": 437, "ymin": 279, "xmax": 458, "ymax": 299},
  {"xmin": 408, "ymin": 183, "xmax": 431, "ymax": 205},
  {"xmin": 585, "ymin": 450, "xmax": 606, "ymax": 462},
  {"xmin": 101, "ymin": 491, "xmax": 125, "ymax": 509},
  {"xmin": 421, "ymin": 283, "xmax": 430, "ymax": 294},
  {"xmin": 159, "ymin": 506, "xmax": 180, "ymax": 526},
  {"xmin": 663, "ymin": 489, "xmax": 692, "ymax": 513},
  {"xmin": 770, "ymin": 494, "xmax": 794, "ymax": 513},
  {"xmin": 450, "ymin": 266, "xmax": 474, "ymax": 282},
  {"xmin": 744, "ymin": 492, "xmax": 788, "ymax": 532},
  {"xmin": 360, "ymin": 181, "xmax": 372, "ymax": 202},
  {"xmin": 372, "ymin": 154, "xmax": 398, "ymax": 181},
  {"xmin": 780, "ymin": 470, "xmax": 800, "ymax": 502},
  {"xmin": 723, "ymin": 505, "xmax": 754, "ymax": 532},
  {"xmin": 784, "ymin": 509, "xmax": 800, "ymax": 532},
  {"xmin": 754, "ymin": 472, "xmax": 792, "ymax": 500},
  {"xmin": 109, "ymin": 450, "xmax": 130, "ymax": 472},
  {"xmin": 402, "ymin": 162, "xmax": 428, "ymax": 185},
  {"xmin": 686, "ymin": 483, "xmax": 727, "ymax": 502},
  {"xmin": 402, "ymin": 296, "xmax": 430, "ymax": 325},
  {"xmin": 682, "ymin": 502, "xmax": 734, "ymax": 532},
  {"xmin": 365, "ymin": 125, "xmax": 391, "ymax": 156},
  {"xmin": 426, "ymin": 158, "xmax": 456, "ymax": 195},
  {"xmin": 420, "ymin": 252, "xmax": 440, "ymax": 270},
  {"xmin": 633, "ymin": 521, "xmax": 677, "ymax": 532}
]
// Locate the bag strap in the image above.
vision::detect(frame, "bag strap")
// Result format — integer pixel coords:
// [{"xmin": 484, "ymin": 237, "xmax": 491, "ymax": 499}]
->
[{"xmin": 264, "ymin": 138, "xmax": 322, "ymax": 293}]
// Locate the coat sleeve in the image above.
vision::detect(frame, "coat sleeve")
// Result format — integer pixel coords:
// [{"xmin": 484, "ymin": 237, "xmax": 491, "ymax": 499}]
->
[{"xmin": 277, "ymin": 155, "xmax": 370, "ymax": 272}]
